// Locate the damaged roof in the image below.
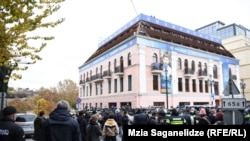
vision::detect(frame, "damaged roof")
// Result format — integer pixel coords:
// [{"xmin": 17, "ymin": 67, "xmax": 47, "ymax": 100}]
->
[{"xmin": 83, "ymin": 14, "xmax": 234, "ymax": 64}]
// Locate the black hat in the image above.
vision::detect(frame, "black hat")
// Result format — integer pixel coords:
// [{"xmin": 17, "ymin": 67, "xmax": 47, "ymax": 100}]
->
[{"xmin": 3, "ymin": 106, "xmax": 17, "ymax": 116}]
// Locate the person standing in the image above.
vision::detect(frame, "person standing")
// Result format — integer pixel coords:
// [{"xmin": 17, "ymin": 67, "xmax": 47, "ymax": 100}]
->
[
  {"xmin": 33, "ymin": 111, "xmax": 46, "ymax": 141},
  {"xmin": 0, "ymin": 106, "xmax": 25, "ymax": 141},
  {"xmin": 102, "ymin": 113, "xmax": 119, "ymax": 141},
  {"xmin": 39, "ymin": 100, "xmax": 82, "ymax": 141},
  {"xmin": 86, "ymin": 115, "xmax": 102, "ymax": 141}
]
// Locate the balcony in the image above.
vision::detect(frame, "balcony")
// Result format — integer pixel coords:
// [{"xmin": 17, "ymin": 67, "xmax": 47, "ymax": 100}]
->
[
  {"xmin": 92, "ymin": 73, "xmax": 103, "ymax": 83},
  {"xmin": 198, "ymin": 69, "xmax": 207, "ymax": 79},
  {"xmin": 103, "ymin": 70, "xmax": 112, "ymax": 79},
  {"xmin": 79, "ymin": 80, "xmax": 85, "ymax": 85},
  {"xmin": 184, "ymin": 68, "xmax": 194, "ymax": 77},
  {"xmin": 86, "ymin": 77, "xmax": 91, "ymax": 83},
  {"xmin": 115, "ymin": 66, "xmax": 124, "ymax": 76},
  {"xmin": 151, "ymin": 63, "xmax": 162, "ymax": 74}
]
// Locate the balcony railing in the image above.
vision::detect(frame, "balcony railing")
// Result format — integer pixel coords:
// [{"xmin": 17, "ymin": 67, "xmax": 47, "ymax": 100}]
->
[
  {"xmin": 115, "ymin": 66, "xmax": 124, "ymax": 75},
  {"xmin": 92, "ymin": 73, "xmax": 103, "ymax": 83},
  {"xmin": 151, "ymin": 63, "xmax": 163, "ymax": 73},
  {"xmin": 198, "ymin": 69, "xmax": 207, "ymax": 79},
  {"xmin": 103, "ymin": 70, "xmax": 112, "ymax": 79},
  {"xmin": 79, "ymin": 80, "xmax": 85, "ymax": 85},
  {"xmin": 184, "ymin": 68, "xmax": 194, "ymax": 77}
]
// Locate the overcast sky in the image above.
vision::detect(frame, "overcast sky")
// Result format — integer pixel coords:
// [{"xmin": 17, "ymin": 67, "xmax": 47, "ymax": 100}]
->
[{"xmin": 9, "ymin": 0, "xmax": 250, "ymax": 90}]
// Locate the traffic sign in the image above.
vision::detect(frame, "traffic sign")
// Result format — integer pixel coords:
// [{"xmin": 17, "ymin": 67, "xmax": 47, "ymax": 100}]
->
[
  {"xmin": 76, "ymin": 97, "xmax": 82, "ymax": 104},
  {"xmin": 224, "ymin": 110, "xmax": 244, "ymax": 125},
  {"xmin": 222, "ymin": 98, "xmax": 246, "ymax": 110},
  {"xmin": 222, "ymin": 79, "xmax": 240, "ymax": 96}
]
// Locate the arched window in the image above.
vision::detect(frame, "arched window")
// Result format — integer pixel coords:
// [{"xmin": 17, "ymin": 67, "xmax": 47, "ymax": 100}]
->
[
  {"xmin": 100, "ymin": 65, "xmax": 102, "ymax": 76},
  {"xmin": 108, "ymin": 62, "xmax": 111, "ymax": 72},
  {"xmin": 114, "ymin": 59, "xmax": 117, "ymax": 72},
  {"xmin": 128, "ymin": 53, "xmax": 132, "ymax": 66},
  {"xmin": 184, "ymin": 59, "xmax": 188, "ymax": 69},
  {"xmin": 177, "ymin": 58, "xmax": 182, "ymax": 70},
  {"xmin": 191, "ymin": 60, "xmax": 195, "ymax": 72},
  {"xmin": 213, "ymin": 65, "xmax": 218, "ymax": 78},
  {"xmin": 204, "ymin": 63, "xmax": 207, "ymax": 74},
  {"xmin": 120, "ymin": 56, "xmax": 124, "ymax": 72},
  {"xmin": 152, "ymin": 53, "xmax": 158, "ymax": 63},
  {"xmin": 198, "ymin": 62, "xmax": 202, "ymax": 70}
]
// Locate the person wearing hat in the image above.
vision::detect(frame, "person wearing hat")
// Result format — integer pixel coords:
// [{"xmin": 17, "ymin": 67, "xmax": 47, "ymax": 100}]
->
[
  {"xmin": 0, "ymin": 106, "xmax": 25, "ymax": 141},
  {"xmin": 38, "ymin": 100, "xmax": 81, "ymax": 141}
]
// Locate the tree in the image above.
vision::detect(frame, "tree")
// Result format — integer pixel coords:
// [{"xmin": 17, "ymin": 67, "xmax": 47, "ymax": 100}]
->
[
  {"xmin": 57, "ymin": 79, "xmax": 78, "ymax": 109},
  {"xmin": 0, "ymin": 0, "xmax": 65, "ymax": 80}
]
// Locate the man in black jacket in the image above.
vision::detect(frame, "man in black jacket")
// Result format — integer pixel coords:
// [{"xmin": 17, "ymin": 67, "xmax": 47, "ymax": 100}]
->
[
  {"xmin": 39, "ymin": 100, "xmax": 82, "ymax": 141},
  {"xmin": 0, "ymin": 106, "xmax": 25, "ymax": 141}
]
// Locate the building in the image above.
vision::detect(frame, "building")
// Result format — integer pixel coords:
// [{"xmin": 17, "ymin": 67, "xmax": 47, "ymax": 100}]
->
[
  {"xmin": 196, "ymin": 21, "xmax": 250, "ymax": 103},
  {"xmin": 78, "ymin": 14, "xmax": 241, "ymax": 110}
]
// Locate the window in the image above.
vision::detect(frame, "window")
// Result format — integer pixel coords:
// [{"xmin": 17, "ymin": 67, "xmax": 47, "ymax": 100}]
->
[
  {"xmin": 120, "ymin": 56, "xmax": 124, "ymax": 72},
  {"xmin": 100, "ymin": 83, "xmax": 103, "ymax": 95},
  {"xmin": 214, "ymin": 81, "xmax": 219, "ymax": 95},
  {"xmin": 204, "ymin": 63, "xmax": 207, "ymax": 74},
  {"xmin": 128, "ymin": 53, "xmax": 132, "ymax": 66},
  {"xmin": 178, "ymin": 78, "xmax": 183, "ymax": 91},
  {"xmin": 152, "ymin": 53, "xmax": 158, "ymax": 63},
  {"xmin": 205, "ymin": 80, "xmax": 209, "ymax": 93},
  {"xmin": 120, "ymin": 77, "xmax": 124, "ymax": 92},
  {"xmin": 177, "ymin": 58, "xmax": 182, "ymax": 70},
  {"xmin": 100, "ymin": 65, "xmax": 103, "ymax": 76},
  {"xmin": 128, "ymin": 75, "xmax": 132, "ymax": 91},
  {"xmin": 184, "ymin": 59, "xmax": 188, "ymax": 68},
  {"xmin": 114, "ymin": 59, "xmax": 117, "ymax": 72},
  {"xmin": 192, "ymin": 79, "xmax": 196, "ymax": 92},
  {"xmin": 114, "ymin": 79, "xmax": 117, "ymax": 93},
  {"xmin": 185, "ymin": 79, "xmax": 189, "ymax": 92},
  {"xmin": 153, "ymin": 75, "xmax": 159, "ymax": 90},
  {"xmin": 213, "ymin": 65, "xmax": 218, "ymax": 78},
  {"xmin": 191, "ymin": 60, "xmax": 195, "ymax": 72},
  {"xmin": 108, "ymin": 62, "xmax": 111, "ymax": 72},
  {"xmin": 108, "ymin": 79, "xmax": 111, "ymax": 94},
  {"xmin": 95, "ymin": 83, "xmax": 98, "ymax": 95},
  {"xmin": 90, "ymin": 84, "xmax": 92, "ymax": 96},
  {"xmin": 199, "ymin": 80, "xmax": 203, "ymax": 93}
]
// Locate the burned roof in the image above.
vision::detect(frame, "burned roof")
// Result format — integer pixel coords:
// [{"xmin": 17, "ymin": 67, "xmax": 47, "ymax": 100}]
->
[{"xmin": 83, "ymin": 14, "xmax": 234, "ymax": 64}]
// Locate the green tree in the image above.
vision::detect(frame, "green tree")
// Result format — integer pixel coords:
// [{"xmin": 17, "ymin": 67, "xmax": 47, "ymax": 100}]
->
[{"xmin": 0, "ymin": 0, "xmax": 65, "ymax": 80}]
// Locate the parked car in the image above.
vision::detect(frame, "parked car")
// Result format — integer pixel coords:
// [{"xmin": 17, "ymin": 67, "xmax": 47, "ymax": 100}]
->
[{"xmin": 15, "ymin": 113, "xmax": 37, "ymax": 137}]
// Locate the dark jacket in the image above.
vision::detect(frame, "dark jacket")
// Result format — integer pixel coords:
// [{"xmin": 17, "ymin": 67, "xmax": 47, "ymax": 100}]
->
[
  {"xmin": 86, "ymin": 121, "xmax": 102, "ymax": 141},
  {"xmin": 38, "ymin": 108, "xmax": 82, "ymax": 141},
  {"xmin": 0, "ymin": 117, "xmax": 25, "ymax": 141},
  {"xmin": 33, "ymin": 116, "xmax": 46, "ymax": 140},
  {"xmin": 77, "ymin": 116, "xmax": 88, "ymax": 141},
  {"xmin": 133, "ymin": 111, "xmax": 148, "ymax": 125}
]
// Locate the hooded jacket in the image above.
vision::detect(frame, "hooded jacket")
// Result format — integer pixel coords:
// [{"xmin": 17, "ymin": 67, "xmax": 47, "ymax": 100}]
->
[{"xmin": 38, "ymin": 108, "xmax": 82, "ymax": 141}]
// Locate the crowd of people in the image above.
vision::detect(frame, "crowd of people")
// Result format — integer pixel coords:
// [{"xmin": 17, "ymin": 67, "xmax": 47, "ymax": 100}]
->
[{"xmin": 1, "ymin": 101, "xmax": 250, "ymax": 141}]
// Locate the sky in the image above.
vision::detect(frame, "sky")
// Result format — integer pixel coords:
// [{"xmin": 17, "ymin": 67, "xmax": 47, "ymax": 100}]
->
[{"xmin": 8, "ymin": 0, "xmax": 250, "ymax": 90}]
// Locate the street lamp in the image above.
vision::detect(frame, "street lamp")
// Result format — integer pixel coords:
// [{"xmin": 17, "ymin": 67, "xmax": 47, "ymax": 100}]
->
[
  {"xmin": 208, "ymin": 74, "xmax": 215, "ymax": 106},
  {"xmin": 240, "ymin": 79, "xmax": 246, "ymax": 98},
  {"xmin": 165, "ymin": 68, "xmax": 168, "ymax": 109}
]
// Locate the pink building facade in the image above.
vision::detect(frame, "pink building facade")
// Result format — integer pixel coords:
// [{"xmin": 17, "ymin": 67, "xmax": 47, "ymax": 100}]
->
[{"xmin": 78, "ymin": 14, "xmax": 241, "ymax": 110}]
